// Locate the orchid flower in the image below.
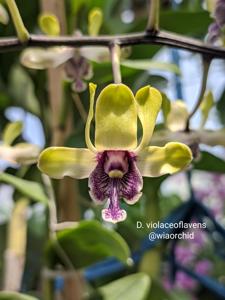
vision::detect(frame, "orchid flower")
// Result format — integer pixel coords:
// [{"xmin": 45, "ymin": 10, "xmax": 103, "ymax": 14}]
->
[
  {"xmin": 152, "ymin": 92, "xmax": 225, "ymax": 149},
  {"xmin": 20, "ymin": 46, "xmax": 94, "ymax": 93},
  {"xmin": 38, "ymin": 83, "xmax": 192, "ymax": 223},
  {"xmin": 0, "ymin": 121, "xmax": 40, "ymax": 165}
]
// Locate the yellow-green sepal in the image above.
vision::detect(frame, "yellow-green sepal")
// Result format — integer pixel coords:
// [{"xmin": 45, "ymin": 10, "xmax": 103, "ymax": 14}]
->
[
  {"xmin": 137, "ymin": 142, "xmax": 192, "ymax": 177},
  {"xmin": 38, "ymin": 147, "xmax": 96, "ymax": 179},
  {"xmin": 95, "ymin": 84, "xmax": 138, "ymax": 150},
  {"xmin": 20, "ymin": 47, "xmax": 74, "ymax": 70}
]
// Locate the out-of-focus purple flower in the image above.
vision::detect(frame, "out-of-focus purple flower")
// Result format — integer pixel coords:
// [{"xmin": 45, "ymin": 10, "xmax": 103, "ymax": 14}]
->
[
  {"xmin": 214, "ymin": 0, "xmax": 225, "ymax": 28},
  {"xmin": 175, "ymin": 245, "xmax": 195, "ymax": 264},
  {"xmin": 191, "ymin": 227, "xmax": 207, "ymax": 249},
  {"xmin": 163, "ymin": 270, "xmax": 197, "ymax": 292},
  {"xmin": 193, "ymin": 173, "xmax": 225, "ymax": 220},
  {"xmin": 65, "ymin": 54, "xmax": 93, "ymax": 93},
  {"xmin": 163, "ymin": 222, "xmax": 211, "ymax": 297},
  {"xmin": 207, "ymin": 0, "xmax": 225, "ymax": 44},
  {"xmin": 175, "ymin": 271, "xmax": 198, "ymax": 290},
  {"xmin": 208, "ymin": 22, "xmax": 221, "ymax": 43},
  {"xmin": 163, "ymin": 171, "xmax": 223, "ymax": 298},
  {"xmin": 195, "ymin": 260, "xmax": 212, "ymax": 275}
]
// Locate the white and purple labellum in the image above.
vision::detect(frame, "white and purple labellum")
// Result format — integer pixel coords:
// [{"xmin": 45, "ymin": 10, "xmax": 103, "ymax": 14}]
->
[{"xmin": 89, "ymin": 150, "xmax": 143, "ymax": 223}]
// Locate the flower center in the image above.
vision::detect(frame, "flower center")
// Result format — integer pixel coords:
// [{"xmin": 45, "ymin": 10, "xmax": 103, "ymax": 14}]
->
[{"xmin": 103, "ymin": 151, "xmax": 129, "ymax": 178}]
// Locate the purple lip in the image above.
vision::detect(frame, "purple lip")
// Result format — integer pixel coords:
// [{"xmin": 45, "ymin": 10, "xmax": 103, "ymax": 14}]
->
[{"xmin": 88, "ymin": 150, "xmax": 143, "ymax": 223}]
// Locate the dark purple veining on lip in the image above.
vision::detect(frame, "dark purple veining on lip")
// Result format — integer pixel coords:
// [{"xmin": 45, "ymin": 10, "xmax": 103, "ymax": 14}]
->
[
  {"xmin": 102, "ymin": 179, "xmax": 127, "ymax": 223},
  {"xmin": 88, "ymin": 150, "xmax": 143, "ymax": 223}
]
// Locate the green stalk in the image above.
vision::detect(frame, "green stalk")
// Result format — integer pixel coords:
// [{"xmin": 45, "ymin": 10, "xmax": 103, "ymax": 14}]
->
[
  {"xmin": 6, "ymin": 0, "xmax": 29, "ymax": 42},
  {"xmin": 185, "ymin": 55, "xmax": 212, "ymax": 131},
  {"xmin": 110, "ymin": 43, "xmax": 122, "ymax": 84},
  {"xmin": 146, "ymin": 0, "xmax": 160, "ymax": 32},
  {"xmin": 139, "ymin": 177, "xmax": 164, "ymax": 278}
]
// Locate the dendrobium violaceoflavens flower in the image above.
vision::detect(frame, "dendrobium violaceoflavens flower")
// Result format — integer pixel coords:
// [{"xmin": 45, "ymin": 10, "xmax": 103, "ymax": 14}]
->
[{"xmin": 38, "ymin": 84, "xmax": 192, "ymax": 223}]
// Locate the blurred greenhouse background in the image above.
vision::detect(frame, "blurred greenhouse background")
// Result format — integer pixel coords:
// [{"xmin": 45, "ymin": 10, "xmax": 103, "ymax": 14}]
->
[{"xmin": 0, "ymin": 0, "xmax": 225, "ymax": 299}]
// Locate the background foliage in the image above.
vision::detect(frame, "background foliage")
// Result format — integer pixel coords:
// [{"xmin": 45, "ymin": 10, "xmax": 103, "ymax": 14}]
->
[{"xmin": 0, "ymin": 0, "xmax": 225, "ymax": 300}]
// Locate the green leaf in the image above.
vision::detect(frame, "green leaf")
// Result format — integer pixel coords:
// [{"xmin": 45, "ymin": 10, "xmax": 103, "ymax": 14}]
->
[
  {"xmin": 38, "ymin": 13, "xmax": 60, "ymax": 36},
  {"xmin": 88, "ymin": 7, "xmax": 103, "ymax": 36},
  {"xmin": 131, "ymin": 11, "xmax": 211, "ymax": 36},
  {"xmin": 160, "ymin": 10, "xmax": 212, "ymax": 35},
  {"xmin": 22, "ymin": 204, "xmax": 48, "ymax": 291},
  {"xmin": 46, "ymin": 220, "xmax": 130, "ymax": 269},
  {"xmin": 9, "ymin": 65, "xmax": 40, "ymax": 115},
  {"xmin": 170, "ymin": 290, "xmax": 192, "ymax": 300},
  {"xmin": 0, "ymin": 292, "xmax": 39, "ymax": 300},
  {"xmin": 71, "ymin": 0, "xmax": 88, "ymax": 15},
  {"xmin": 121, "ymin": 60, "xmax": 181, "ymax": 75},
  {"xmin": 194, "ymin": 151, "xmax": 225, "ymax": 173},
  {"xmin": 147, "ymin": 280, "xmax": 172, "ymax": 300},
  {"xmin": 2, "ymin": 121, "xmax": 23, "ymax": 145},
  {"xmin": 216, "ymin": 88, "xmax": 225, "ymax": 125},
  {"xmin": 200, "ymin": 90, "xmax": 214, "ymax": 127},
  {"xmin": 0, "ymin": 173, "xmax": 48, "ymax": 203},
  {"xmin": 99, "ymin": 273, "xmax": 151, "ymax": 300},
  {"xmin": 0, "ymin": 91, "xmax": 11, "ymax": 110}
]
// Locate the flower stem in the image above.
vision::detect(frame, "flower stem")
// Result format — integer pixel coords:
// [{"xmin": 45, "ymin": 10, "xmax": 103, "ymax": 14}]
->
[
  {"xmin": 139, "ymin": 178, "xmax": 162, "ymax": 277},
  {"xmin": 42, "ymin": 174, "xmax": 75, "ymax": 270},
  {"xmin": 6, "ymin": 0, "xmax": 29, "ymax": 42},
  {"xmin": 42, "ymin": 174, "xmax": 83, "ymax": 298},
  {"xmin": 110, "ymin": 42, "xmax": 122, "ymax": 84},
  {"xmin": 146, "ymin": 0, "xmax": 160, "ymax": 33},
  {"xmin": 72, "ymin": 92, "xmax": 87, "ymax": 123},
  {"xmin": 185, "ymin": 55, "xmax": 212, "ymax": 131}
]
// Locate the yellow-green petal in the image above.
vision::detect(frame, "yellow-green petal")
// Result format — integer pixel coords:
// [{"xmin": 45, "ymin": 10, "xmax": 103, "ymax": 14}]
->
[
  {"xmin": 38, "ymin": 13, "xmax": 60, "ymax": 36},
  {"xmin": 88, "ymin": 7, "xmax": 103, "ymax": 36},
  {"xmin": 3, "ymin": 121, "xmax": 23, "ymax": 146},
  {"xmin": 166, "ymin": 100, "xmax": 188, "ymax": 132},
  {"xmin": 135, "ymin": 86, "xmax": 162, "ymax": 152},
  {"xmin": 20, "ymin": 47, "xmax": 74, "ymax": 70},
  {"xmin": 137, "ymin": 142, "xmax": 192, "ymax": 177},
  {"xmin": 38, "ymin": 147, "xmax": 96, "ymax": 179},
  {"xmin": 85, "ymin": 83, "xmax": 97, "ymax": 152},
  {"xmin": 95, "ymin": 84, "xmax": 138, "ymax": 150},
  {"xmin": 200, "ymin": 90, "xmax": 214, "ymax": 128}
]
